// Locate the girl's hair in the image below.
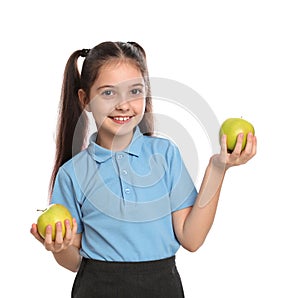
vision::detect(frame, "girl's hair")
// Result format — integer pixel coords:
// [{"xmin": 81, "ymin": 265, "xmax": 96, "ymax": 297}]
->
[{"xmin": 49, "ymin": 41, "xmax": 154, "ymax": 195}]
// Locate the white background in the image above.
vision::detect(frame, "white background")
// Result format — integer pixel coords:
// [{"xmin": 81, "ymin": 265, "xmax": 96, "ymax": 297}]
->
[{"xmin": 1, "ymin": 0, "xmax": 300, "ymax": 297}]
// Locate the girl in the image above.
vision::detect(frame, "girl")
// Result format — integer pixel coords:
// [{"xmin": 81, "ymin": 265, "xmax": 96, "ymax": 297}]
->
[{"xmin": 31, "ymin": 41, "xmax": 256, "ymax": 297}]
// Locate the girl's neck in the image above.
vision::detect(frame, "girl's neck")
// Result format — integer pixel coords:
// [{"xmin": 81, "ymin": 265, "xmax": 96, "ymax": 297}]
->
[{"xmin": 96, "ymin": 130, "xmax": 134, "ymax": 152}]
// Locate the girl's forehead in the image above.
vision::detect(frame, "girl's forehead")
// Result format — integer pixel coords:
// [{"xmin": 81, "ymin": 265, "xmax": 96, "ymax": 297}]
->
[{"xmin": 96, "ymin": 60, "xmax": 144, "ymax": 86}]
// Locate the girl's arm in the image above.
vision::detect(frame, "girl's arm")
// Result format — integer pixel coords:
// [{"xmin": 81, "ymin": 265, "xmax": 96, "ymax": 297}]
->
[
  {"xmin": 172, "ymin": 133, "xmax": 257, "ymax": 252},
  {"xmin": 31, "ymin": 218, "xmax": 82, "ymax": 272}
]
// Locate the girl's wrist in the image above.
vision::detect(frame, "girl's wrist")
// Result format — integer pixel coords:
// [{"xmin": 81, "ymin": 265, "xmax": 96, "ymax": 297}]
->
[{"xmin": 209, "ymin": 155, "xmax": 228, "ymax": 174}]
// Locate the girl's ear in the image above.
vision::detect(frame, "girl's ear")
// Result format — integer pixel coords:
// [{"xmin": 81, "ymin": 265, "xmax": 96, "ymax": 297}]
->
[{"xmin": 78, "ymin": 89, "xmax": 91, "ymax": 112}]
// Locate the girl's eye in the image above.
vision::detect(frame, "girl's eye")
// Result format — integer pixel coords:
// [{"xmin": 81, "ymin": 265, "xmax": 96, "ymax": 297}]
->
[
  {"xmin": 101, "ymin": 90, "xmax": 115, "ymax": 97},
  {"xmin": 130, "ymin": 88, "xmax": 143, "ymax": 96}
]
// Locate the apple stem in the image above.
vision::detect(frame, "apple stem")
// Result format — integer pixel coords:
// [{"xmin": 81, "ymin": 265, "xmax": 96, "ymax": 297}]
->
[{"xmin": 36, "ymin": 208, "xmax": 47, "ymax": 212}]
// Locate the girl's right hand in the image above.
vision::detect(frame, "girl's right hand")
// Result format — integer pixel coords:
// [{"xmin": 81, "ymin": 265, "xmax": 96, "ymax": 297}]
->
[{"xmin": 30, "ymin": 218, "xmax": 78, "ymax": 253}]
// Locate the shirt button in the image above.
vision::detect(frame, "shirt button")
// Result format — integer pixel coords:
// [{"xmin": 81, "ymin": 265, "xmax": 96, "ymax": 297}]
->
[
  {"xmin": 122, "ymin": 169, "xmax": 128, "ymax": 175},
  {"xmin": 117, "ymin": 154, "xmax": 124, "ymax": 159},
  {"xmin": 124, "ymin": 188, "xmax": 131, "ymax": 194}
]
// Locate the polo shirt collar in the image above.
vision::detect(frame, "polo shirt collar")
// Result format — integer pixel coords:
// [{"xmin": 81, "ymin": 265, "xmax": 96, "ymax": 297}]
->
[{"xmin": 87, "ymin": 127, "xmax": 144, "ymax": 163}]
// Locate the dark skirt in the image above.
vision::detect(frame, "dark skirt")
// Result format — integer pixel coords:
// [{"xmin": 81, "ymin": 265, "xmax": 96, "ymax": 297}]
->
[{"xmin": 71, "ymin": 256, "xmax": 185, "ymax": 298}]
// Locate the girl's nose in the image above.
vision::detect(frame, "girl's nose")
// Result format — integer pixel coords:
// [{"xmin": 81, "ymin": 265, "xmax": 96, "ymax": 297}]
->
[{"xmin": 115, "ymin": 94, "xmax": 131, "ymax": 110}]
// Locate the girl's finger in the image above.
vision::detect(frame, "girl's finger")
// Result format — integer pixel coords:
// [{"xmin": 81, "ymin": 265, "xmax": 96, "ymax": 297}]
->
[
  {"xmin": 64, "ymin": 219, "xmax": 72, "ymax": 242},
  {"xmin": 71, "ymin": 218, "xmax": 78, "ymax": 235},
  {"xmin": 220, "ymin": 134, "xmax": 227, "ymax": 156},
  {"xmin": 44, "ymin": 225, "xmax": 54, "ymax": 251},
  {"xmin": 232, "ymin": 133, "xmax": 244, "ymax": 155},
  {"xmin": 251, "ymin": 135, "xmax": 257, "ymax": 156},
  {"xmin": 54, "ymin": 221, "xmax": 63, "ymax": 245},
  {"xmin": 30, "ymin": 223, "xmax": 44, "ymax": 243},
  {"xmin": 241, "ymin": 133, "xmax": 257, "ymax": 162},
  {"xmin": 243, "ymin": 132, "xmax": 254, "ymax": 155}
]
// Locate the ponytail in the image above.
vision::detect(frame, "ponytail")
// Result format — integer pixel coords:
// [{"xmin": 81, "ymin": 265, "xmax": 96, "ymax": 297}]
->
[{"xmin": 49, "ymin": 50, "xmax": 88, "ymax": 195}]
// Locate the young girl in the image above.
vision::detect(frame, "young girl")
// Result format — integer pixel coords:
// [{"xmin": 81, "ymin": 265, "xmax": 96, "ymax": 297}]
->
[{"xmin": 31, "ymin": 41, "xmax": 256, "ymax": 297}]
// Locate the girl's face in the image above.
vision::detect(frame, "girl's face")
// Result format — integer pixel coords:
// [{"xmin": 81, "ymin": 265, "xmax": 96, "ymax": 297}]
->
[{"xmin": 80, "ymin": 61, "xmax": 146, "ymax": 150}]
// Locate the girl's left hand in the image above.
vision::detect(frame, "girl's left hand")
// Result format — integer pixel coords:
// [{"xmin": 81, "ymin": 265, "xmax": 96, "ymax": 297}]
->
[{"xmin": 212, "ymin": 132, "xmax": 257, "ymax": 171}]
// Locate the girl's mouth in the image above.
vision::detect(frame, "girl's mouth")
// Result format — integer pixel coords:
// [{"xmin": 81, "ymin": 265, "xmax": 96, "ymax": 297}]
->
[{"xmin": 109, "ymin": 116, "xmax": 133, "ymax": 124}]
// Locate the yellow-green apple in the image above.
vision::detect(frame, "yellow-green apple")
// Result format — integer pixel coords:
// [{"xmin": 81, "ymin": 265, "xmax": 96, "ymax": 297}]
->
[
  {"xmin": 219, "ymin": 118, "xmax": 255, "ymax": 152},
  {"xmin": 37, "ymin": 204, "xmax": 73, "ymax": 240}
]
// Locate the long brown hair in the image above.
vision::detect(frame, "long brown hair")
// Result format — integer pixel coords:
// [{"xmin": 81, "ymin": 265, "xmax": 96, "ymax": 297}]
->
[{"xmin": 49, "ymin": 41, "xmax": 154, "ymax": 195}]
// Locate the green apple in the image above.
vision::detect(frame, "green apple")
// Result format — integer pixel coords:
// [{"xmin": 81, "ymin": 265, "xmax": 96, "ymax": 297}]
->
[
  {"xmin": 219, "ymin": 117, "xmax": 255, "ymax": 152},
  {"xmin": 37, "ymin": 204, "xmax": 73, "ymax": 240}
]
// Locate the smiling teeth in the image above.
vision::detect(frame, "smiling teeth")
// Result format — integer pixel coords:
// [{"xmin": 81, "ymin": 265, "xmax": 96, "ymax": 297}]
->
[{"xmin": 114, "ymin": 117, "xmax": 130, "ymax": 121}]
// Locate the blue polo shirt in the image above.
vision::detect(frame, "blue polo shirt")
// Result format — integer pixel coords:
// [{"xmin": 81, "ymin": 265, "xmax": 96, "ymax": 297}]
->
[{"xmin": 51, "ymin": 128, "xmax": 197, "ymax": 262}]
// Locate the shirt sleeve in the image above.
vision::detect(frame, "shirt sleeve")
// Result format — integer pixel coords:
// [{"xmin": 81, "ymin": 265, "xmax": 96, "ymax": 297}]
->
[
  {"xmin": 166, "ymin": 142, "xmax": 198, "ymax": 212},
  {"xmin": 50, "ymin": 167, "xmax": 84, "ymax": 233}
]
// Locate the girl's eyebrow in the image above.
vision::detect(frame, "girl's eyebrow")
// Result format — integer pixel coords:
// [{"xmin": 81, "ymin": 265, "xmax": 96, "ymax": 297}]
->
[
  {"xmin": 96, "ymin": 84, "xmax": 115, "ymax": 91},
  {"xmin": 97, "ymin": 82, "xmax": 145, "ymax": 91},
  {"xmin": 131, "ymin": 83, "xmax": 145, "ymax": 87}
]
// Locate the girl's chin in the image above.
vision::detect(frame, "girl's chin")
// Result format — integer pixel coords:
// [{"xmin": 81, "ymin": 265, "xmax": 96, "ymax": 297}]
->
[
  {"xmin": 97, "ymin": 117, "xmax": 141, "ymax": 136},
  {"xmin": 97, "ymin": 124, "xmax": 134, "ymax": 138}
]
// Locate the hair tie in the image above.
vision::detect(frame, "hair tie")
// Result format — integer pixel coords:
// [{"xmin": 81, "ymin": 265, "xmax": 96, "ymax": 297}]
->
[{"xmin": 80, "ymin": 49, "xmax": 90, "ymax": 58}]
